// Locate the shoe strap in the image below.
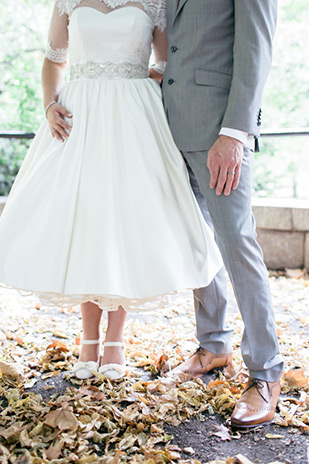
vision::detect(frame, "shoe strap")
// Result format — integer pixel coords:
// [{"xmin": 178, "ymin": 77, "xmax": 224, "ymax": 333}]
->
[
  {"xmin": 104, "ymin": 341, "xmax": 124, "ymax": 348},
  {"xmin": 81, "ymin": 338, "xmax": 101, "ymax": 345}
]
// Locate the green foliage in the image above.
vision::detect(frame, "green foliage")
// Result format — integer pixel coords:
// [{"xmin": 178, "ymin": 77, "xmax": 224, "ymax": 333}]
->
[
  {"xmin": 0, "ymin": 139, "xmax": 30, "ymax": 196},
  {"xmin": 0, "ymin": 0, "xmax": 52, "ymax": 131},
  {"xmin": 263, "ymin": 0, "xmax": 309, "ymax": 128}
]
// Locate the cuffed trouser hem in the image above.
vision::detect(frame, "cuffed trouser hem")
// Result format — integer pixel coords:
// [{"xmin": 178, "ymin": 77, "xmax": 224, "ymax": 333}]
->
[
  {"xmin": 248, "ymin": 364, "xmax": 284, "ymax": 383},
  {"xmin": 199, "ymin": 340, "xmax": 233, "ymax": 355}
]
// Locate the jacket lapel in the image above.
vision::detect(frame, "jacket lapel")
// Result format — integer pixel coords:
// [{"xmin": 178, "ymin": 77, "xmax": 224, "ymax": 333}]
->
[{"xmin": 172, "ymin": 0, "xmax": 189, "ymax": 25}]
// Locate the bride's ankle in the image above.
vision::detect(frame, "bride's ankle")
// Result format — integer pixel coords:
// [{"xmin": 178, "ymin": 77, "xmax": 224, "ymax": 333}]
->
[
  {"xmin": 102, "ymin": 344, "xmax": 124, "ymax": 365},
  {"xmin": 79, "ymin": 342, "xmax": 100, "ymax": 362}
]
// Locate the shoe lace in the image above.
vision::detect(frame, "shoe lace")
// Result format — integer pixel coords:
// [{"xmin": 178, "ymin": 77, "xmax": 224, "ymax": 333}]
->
[
  {"xmin": 188, "ymin": 347, "xmax": 207, "ymax": 369},
  {"xmin": 243, "ymin": 378, "xmax": 272, "ymax": 403},
  {"xmin": 191, "ymin": 346, "xmax": 207, "ymax": 357}
]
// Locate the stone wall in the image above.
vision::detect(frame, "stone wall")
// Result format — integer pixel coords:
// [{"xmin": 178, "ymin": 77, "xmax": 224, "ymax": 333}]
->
[
  {"xmin": 0, "ymin": 196, "xmax": 308, "ymax": 270},
  {"xmin": 252, "ymin": 198, "xmax": 309, "ymax": 270}
]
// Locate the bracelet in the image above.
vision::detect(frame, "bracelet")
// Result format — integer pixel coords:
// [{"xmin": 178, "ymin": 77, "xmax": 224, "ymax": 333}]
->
[{"xmin": 45, "ymin": 100, "xmax": 57, "ymax": 118}]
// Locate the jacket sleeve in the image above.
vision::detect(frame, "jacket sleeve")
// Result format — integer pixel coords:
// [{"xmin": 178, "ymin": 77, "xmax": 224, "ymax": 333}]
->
[{"xmin": 221, "ymin": 0, "xmax": 278, "ymax": 136}]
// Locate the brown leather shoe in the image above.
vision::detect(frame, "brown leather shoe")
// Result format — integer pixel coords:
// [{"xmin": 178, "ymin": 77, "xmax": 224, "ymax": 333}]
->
[
  {"xmin": 231, "ymin": 378, "xmax": 281, "ymax": 428},
  {"xmin": 166, "ymin": 347, "xmax": 233, "ymax": 379}
]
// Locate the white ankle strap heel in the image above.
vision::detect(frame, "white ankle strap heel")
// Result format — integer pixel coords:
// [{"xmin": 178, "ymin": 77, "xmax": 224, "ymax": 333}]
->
[
  {"xmin": 104, "ymin": 341, "xmax": 124, "ymax": 347},
  {"xmin": 98, "ymin": 341, "xmax": 126, "ymax": 380},
  {"xmin": 72, "ymin": 338, "xmax": 101, "ymax": 380}
]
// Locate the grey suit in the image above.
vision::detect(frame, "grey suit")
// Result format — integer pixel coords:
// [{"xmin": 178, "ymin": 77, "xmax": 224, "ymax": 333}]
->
[{"xmin": 162, "ymin": 0, "xmax": 283, "ymax": 381}]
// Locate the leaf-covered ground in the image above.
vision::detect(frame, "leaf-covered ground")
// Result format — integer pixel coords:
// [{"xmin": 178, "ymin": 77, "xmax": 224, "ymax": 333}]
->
[{"xmin": 0, "ymin": 271, "xmax": 308, "ymax": 464}]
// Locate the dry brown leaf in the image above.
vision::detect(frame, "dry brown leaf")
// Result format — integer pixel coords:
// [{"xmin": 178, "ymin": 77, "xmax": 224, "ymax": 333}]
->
[
  {"xmin": 211, "ymin": 424, "xmax": 233, "ymax": 441},
  {"xmin": 0, "ymin": 422, "xmax": 24, "ymax": 440},
  {"xmin": 0, "ymin": 360, "xmax": 24, "ymax": 378},
  {"xmin": 41, "ymin": 371, "xmax": 61, "ymax": 380},
  {"xmin": 45, "ymin": 405, "xmax": 79, "ymax": 431},
  {"xmin": 46, "ymin": 339, "xmax": 69, "ymax": 352},
  {"xmin": 283, "ymin": 368, "xmax": 309, "ymax": 389},
  {"xmin": 45, "ymin": 438, "xmax": 65, "ymax": 460}
]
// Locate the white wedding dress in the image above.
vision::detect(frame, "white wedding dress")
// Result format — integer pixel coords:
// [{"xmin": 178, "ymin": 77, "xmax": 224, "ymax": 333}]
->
[{"xmin": 0, "ymin": 0, "xmax": 223, "ymax": 311}]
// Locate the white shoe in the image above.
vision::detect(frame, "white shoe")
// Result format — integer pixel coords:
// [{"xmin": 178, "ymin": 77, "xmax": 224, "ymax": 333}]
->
[
  {"xmin": 98, "ymin": 341, "xmax": 126, "ymax": 380},
  {"xmin": 72, "ymin": 338, "xmax": 100, "ymax": 379}
]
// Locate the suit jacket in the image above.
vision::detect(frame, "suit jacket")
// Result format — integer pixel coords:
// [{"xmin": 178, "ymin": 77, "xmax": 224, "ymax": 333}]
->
[{"xmin": 161, "ymin": 0, "xmax": 278, "ymax": 152}]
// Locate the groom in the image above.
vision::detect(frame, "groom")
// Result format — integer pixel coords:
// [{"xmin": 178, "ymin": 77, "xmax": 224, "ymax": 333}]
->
[{"xmin": 162, "ymin": 0, "xmax": 283, "ymax": 428}]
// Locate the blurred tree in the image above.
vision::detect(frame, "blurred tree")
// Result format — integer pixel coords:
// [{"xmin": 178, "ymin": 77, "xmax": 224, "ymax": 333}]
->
[{"xmin": 0, "ymin": 0, "xmax": 52, "ymax": 131}]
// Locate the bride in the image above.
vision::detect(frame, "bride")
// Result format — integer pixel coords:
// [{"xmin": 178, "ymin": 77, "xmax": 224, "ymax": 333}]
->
[{"xmin": 0, "ymin": 0, "xmax": 222, "ymax": 380}]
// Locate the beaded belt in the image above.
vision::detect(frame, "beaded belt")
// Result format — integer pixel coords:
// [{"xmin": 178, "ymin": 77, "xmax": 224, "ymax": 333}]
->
[{"xmin": 70, "ymin": 61, "xmax": 149, "ymax": 80}]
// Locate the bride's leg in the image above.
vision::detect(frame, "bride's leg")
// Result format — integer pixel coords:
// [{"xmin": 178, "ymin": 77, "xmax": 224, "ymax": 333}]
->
[
  {"xmin": 79, "ymin": 301, "xmax": 103, "ymax": 362},
  {"xmin": 102, "ymin": 306, "xmax": 127, "ymax": 365}
]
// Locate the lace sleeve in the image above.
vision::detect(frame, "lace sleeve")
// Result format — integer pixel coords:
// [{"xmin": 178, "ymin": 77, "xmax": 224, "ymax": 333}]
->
[
  {"xmin": 151, "ymin": 0, "xmax": 166, "ymax": 32},
  {"xmin": 150, "ymin": 0, "xmax": 167, "ymax": 74},
  {"xmin": 45, "ymin": 1, "xmax": 69, "ymax": 63},
  {"xmin": 151, "ymin": 26, "xmax": 167, "ymax": 74}
]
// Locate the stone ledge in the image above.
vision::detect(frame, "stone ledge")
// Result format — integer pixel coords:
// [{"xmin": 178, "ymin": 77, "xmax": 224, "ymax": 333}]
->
[
  {"xmin": 305, "ymin": 233, "xmax": 309, "ymax": 270},
  {"xmin": 256, "ymin": 229, "xmax": 305, "ymax": 269},
  {"xmin": 252, "ymin": 198, "xmax": 309, "ymax": 232}
]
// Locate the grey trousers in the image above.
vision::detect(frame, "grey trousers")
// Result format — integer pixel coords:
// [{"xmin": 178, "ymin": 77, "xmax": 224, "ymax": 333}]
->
[{"xmin": 183, "ymin": 148, "xmax": 283, "ymax": 382}]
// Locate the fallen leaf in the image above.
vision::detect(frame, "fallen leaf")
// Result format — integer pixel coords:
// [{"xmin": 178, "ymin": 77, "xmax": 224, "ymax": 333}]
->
[
  {"xmin": 183, "ymin": 447, "xmax": 195, "ymax": 455},
  {"xmin": 46, "ymin": 339, "xmax": 69, "ymax": 352},
  {"xmin": 283, "ymin": 368, "xmax": 308, "ymax": 389},
  {"xmin": 45, "ymin": 405, "xmax": 79, "ymax": 431},
  {"xmin": 0, "ymin": 361, "xmax": 24, "ymax": 378},
  {"xmin": 235, "ymin": 454, "xmax": 256, "ymax": 464},
  {"xmin": 265, "ymin": 433, "xmax": 284, "ymax": 439},
  {"xmin": 211, "ymin": 424, "xmax": 232, "ymax": 441},
  {"xmin": 46, "ymin": 439, "xmax": 65, "ymax": 460}
]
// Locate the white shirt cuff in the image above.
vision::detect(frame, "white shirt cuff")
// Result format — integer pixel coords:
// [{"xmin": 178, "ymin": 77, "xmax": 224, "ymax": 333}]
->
[{"xmin": 219, "ymin": 127, "xmax": 255, "ymax": 150}]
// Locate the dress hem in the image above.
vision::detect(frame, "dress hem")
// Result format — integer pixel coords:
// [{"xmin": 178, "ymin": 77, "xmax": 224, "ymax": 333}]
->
[{"xmin": 0, "ymin": 282, "xmax": 204, "ymax": 312}]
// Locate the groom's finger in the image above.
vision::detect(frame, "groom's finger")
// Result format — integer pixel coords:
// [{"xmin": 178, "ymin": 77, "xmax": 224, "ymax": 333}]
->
[
  {"xmin": 232, "ymin": 164, "xmax": 241, "ymax": 191},
  {"xmin": 216, "ymin": 167, "xmax": 228, "ymax": 196},
  {"xmin": 208, "ymin": 163, "xmax": 220, "ymax": 189},
  {"xmin": 223, "ymin": 171, "xmax": 235, "ymax": 196}
]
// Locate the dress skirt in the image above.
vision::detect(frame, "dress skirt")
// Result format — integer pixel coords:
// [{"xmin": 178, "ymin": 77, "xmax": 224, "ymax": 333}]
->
[{"xmin": 0, "ymin": 77, "xmax": 223, "ymax": 311}]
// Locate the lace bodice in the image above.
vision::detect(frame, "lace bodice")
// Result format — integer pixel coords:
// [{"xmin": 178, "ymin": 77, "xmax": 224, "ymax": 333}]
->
[{"xmin": 46, "ymin": 0, "xmax": 167, "ymax": 77}]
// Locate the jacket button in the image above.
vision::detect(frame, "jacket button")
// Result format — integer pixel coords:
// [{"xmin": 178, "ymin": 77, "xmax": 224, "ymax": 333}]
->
[
  {"xmin": 167, "ymin": 78, "xmax": 175, "ymax": 85},
  {"xmin": 170, "ymin": 46, "xmax": 178, "ymax": 53}
]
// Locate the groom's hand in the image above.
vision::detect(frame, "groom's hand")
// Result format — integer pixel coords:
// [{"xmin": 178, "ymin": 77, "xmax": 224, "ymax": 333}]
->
[{"xmin": 207, "ymin": 135, "xmax": 244, "ymax": 196}]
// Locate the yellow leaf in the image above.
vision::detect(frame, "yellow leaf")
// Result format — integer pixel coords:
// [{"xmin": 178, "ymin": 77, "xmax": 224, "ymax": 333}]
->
[
  {"xmin": 235, "ymin": 454, "xmax": 256, "ymax": 464},
  {"xmin": 265, "ymin": 433, "xmax": 284, "ymax": 439},
  {"xmin": 29, "ymin": 422, "xmax": 44, "ymax": 438},
  {"xmin": 118, "ymin": 434, "xmax": 137, "ymax": 450}
]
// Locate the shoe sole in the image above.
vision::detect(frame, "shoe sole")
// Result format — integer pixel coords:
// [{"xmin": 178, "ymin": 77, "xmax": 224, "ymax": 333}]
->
[{"xmin": 231, "ymin": 419, "xmax": 272, "ymax": 429}]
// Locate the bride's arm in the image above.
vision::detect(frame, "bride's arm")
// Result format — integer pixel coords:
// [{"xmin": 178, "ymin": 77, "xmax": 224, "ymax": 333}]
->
[
  {"xmin": 42, "ymin": 2, "xmax": 72, "ymax": 142},
  {"xmin": 42, "ymin": 59, "xmax": 66, "ymax": 110},
  {"xmin": 149, "ymin": 26, "xmax": 167, "ymax": 83}
]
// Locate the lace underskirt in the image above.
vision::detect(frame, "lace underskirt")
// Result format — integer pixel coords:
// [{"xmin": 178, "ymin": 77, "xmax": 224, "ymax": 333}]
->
[{"xmin": 0, "ymin": 282, "xmax": 184, "ymax": 312}]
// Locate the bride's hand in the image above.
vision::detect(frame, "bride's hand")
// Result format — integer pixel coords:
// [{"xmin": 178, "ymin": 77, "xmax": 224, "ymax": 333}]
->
[{"xmin": 46, "ymin": 103, "xmax": 72, "ymax": 142}]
